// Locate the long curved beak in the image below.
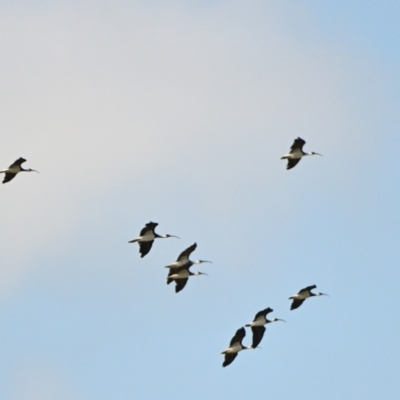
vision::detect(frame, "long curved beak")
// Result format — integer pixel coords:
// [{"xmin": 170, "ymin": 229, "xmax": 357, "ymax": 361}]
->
[
  {"xmin": 314, "ymin": 153, "xmax": 322, "ymax": 156},
  {"xmin": 201, "ymin": 272, "xmax": 209, "ymax": 276},
  {"xmin": 31, "ymin": 169, "xmax": 39, "ymax": 173},
  {"xmin": 277, "ymin": 319, "xmax": 286, "ymax": 322},
  {"xmin": 320, "ymin": 293, "xmax": 329, "ymax": 296},
  {"xmin": 200, "ymin": 260, "xmax": 212, "ymax": 264},
  {"xmin": 167, "ymin": 235, "xmax": 180, "ymax": 239}
]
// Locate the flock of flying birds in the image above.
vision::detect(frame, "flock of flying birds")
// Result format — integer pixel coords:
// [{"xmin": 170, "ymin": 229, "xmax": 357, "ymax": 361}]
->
[{"xmin": 2, "ymin": 137, "xmax": 327, "ymax": 368}]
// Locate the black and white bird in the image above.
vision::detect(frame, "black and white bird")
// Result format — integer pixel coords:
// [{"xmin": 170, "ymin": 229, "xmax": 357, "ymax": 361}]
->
[
  {"xmin": 165, "ymin": 243, "xmax": 212, "ymax": 269},
  {"xmin": 281, "ymin": 137, "xmax": 321, "ymax": 170},
  {"xmin": 128, "ymin": 222, "xmax": 179, "ymax": 258},
  {"xmin": 289, "ymin": 285, "xmax": 328, "ymax": 310},
  {"xmin": 221, "ymin": 327, "xmax": 252, "ymax": 367},
  {"xmin": 166, "ymin": 263, "xmax": 209, "ymax": 293},
  {"xmin": 0, "ymin": 157, "xmax": 38, "ymax": 183},
  {"xmin": 245, "ymin": 308, "xmax": 285, "ymax": 348}
]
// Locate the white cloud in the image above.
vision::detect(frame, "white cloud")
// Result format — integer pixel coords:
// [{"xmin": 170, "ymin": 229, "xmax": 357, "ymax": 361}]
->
[{"xmin": 0, "ymin": 1, "xmax": 389, "ymax": 297}]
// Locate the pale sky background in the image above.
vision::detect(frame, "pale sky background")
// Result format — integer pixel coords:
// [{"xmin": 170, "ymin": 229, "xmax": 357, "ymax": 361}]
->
[{"xmin": 1, "ymin": 1, "xmax": 400, "ymax": 399}]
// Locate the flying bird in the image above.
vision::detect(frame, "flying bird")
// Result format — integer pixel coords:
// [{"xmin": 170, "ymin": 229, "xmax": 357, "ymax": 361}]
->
[
  {"xmin": 281, "ymin": 137, "xmax": 322, "ymax": 169},
  {"xmin": 245, "ymin": 308, "xmax": 285, "ymax": 348},
  {"xmin": 0, "ymin": 157, "xmax": 38, "ymax": 183},
  {"xmin": 289, "ymin": 285, "xmax": 328, "ymax": 310},
  {"xmin": 221, "ymin": 327, "xmax": 252, "ymax": 367},
  {"xmin": 165, "ymin": 243, "xmax": 212, "ymax": 269},
  {"xmin": 166, "ymin": 263, "xmax": 208, "ymax": 293},
  {"xmin": 128, "ymin": 222, "xmax": 179, "ymax": 258}
]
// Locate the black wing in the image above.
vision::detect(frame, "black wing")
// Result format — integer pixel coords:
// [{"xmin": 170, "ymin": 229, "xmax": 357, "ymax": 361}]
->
[
  {"xmin": 139, "ymin": 241, "xmax": 154, "ymax": 257},
  {"xmin": 176, "ymin": 243, "xmax": 197, "ymax": 261},
  {"xmin": 9, "ymin": 157, "xmax": 26, "ymax": 168},
  {"xmin": 251, "ymin": 326, "xmax": 266, "ymax": 348},
  {"xmin": 175, "ymin": 279, "xmax": 188, "ymax": 293},
  {"xmin": 167, "ymin": 268, "xmax": 176, "ymax": 279},
  {"xmin": 290, "ymin": 137, "xmax": 305, "ymax": 152},
  {"xmin": 298, "ymin": 285, "xmax": 317, "ymax": 295},
  {"xmin": 230, "ymin": 327, "xmax": 246, "ymax": 347},
  {"xmin": 253, "ymin": 307, "xmax": 273, "ymax": 321},
  {"xmin": 286, "ymin": 158, "xmax": 301, "ymax": 170},
  {"xmin": 222, "ymin": 353, "xmax": 238, "ymax": 367},
  {"xmin": 140, "ymin": 221, "xmax": 158, "ymax": 236},
  {"xmin": 290, "ymin": 298, "xmax": 305, "ymax": 310},
  {"xmin": 3, "ymin": 173, "xmax": 16, "ymax": 184},
  {"xmin": 167, "ymin": 266, "xmax": 178, "ymax": 284}
]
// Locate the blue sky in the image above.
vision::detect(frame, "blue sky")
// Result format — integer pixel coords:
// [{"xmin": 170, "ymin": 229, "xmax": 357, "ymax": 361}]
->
[{"xmin": 0, "ymin": 1, "xmax": 399, "ymax": 399}]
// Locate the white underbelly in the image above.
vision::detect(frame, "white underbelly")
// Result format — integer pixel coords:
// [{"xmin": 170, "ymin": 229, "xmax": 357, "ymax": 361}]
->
[
  {"xmin": 290, "ymin": 149, "xmax": 303, "ymax": 159},
  {"xmin": 293, "ymin": 293, "xmax": 309, "ymax": 300},
  {"xmin": 230, "ymin": 343, "xmax": 243, "ymax": 353},
  {"xmin": 170, "ymin": 270, "xmax": 189, "ymax": 279},
  {"xmin": 7, "ymin": 166, "xmax": 20, "ymax": 173},
  {"xmin": 141, "ymin": 233, "xmax": 155, "ymax": 241},
  {"xmin": 251, "ymin": 319, "xmax": 265, "ymax": 327},
  {"xmin": 166, "ymin": 260, "xmax": 186, "ymax": 268}
]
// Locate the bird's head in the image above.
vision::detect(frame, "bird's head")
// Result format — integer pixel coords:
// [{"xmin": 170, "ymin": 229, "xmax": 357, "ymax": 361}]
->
[
  {"xmin": 158, "ymin": 233, "xmax": 179, "ymax": 239},
  {"xmin": 195, "ymin": 260, "xmax": 212, "ymax": 265},
  {"xmin": 271, "ymin": 318, "xmax": 286, "ymax": 323},
  {"xmin": 316, "ymin": 292, "xmax": 328, "ymax": 297},
  {"xmin": 165, "ymin": 234, "xmax": 179, "ymax": 239},
  {"xmin": 311, "ymin": 152, "xmax": 322, "ymax": 156},
  {"xmin": 27, "ymin": 168, "xmax": 39, "ymax": 173},
  {"xmin": 195, "ymin": 272, "xmax": 208, "ymax": 277}
]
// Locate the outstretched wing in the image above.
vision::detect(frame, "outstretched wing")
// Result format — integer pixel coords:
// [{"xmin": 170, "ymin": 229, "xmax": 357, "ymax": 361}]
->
[
  {"xmin": 251, "ymin": 326, "xmax": 266, "ymax": 348},
  {"xmin": 3, "ymin": 173, "xmax": 16, "ymax": 184},
  {"xmin": 287, "ymin": 158, "xmax": 301, "ymax": 170},
  {"xmin": 176, "ymin": 243, "xmax": 197, "ymax": 262},
  {"xmin": 139, "ymin": 241, "xmax": 154, "ymax": 257},
  {"xmin": 298, "ymin": 285, "xmax": 317, "ymax": 295},
  {"xmin": 230, "ymin": 327, "xmax": 246, "ymax": 347},
  {"xmin": 175, "ymin": 279, "xmax": 188, "ymax": 293},
  {"xmin": 222, "ymin": 352, "xmax": 238, "ymax": 367},
  {"xmin": 290, "ymin": 298, "xmax": 305, "ymax": 310},
  {"xmin": 253, "ymin": 308, "xmax": 273, "ymax": 321},
  {"xmin": 290, "ymin": 137, "xmax": 305, "ymax": 152},
  {"xmin": 9, "ymin": 157, "xmax": 26, "ymax": 168},
  {"xmin": 140, "ymin": 222, "xmax": 158, "ymax": 236}
]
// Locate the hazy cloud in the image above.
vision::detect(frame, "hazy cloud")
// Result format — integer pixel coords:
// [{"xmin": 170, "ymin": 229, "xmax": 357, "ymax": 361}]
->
[{"xmin": 0, "ymin": 1, "xmax": 390, "ymax": 297}]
